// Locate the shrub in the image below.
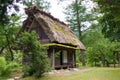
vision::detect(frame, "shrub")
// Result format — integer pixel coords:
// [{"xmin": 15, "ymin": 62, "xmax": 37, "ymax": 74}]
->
[
  {"xmin": 13, "ymin": 51, "xmax": 23, "ymax": 64},
  {"xmin": 8, "ymin": 61, "xmax": 21, "ymax": 68},
  {"xmin": 0, "ymin": 57, "xmax": 21, "ymax": 78},
  {"xmin": 0, "ymin": 57, "xmax": 11, "ymax": 77},
  {"xmin": 15, "ymin": 31, "xmax": 50, "ymax": 77}
]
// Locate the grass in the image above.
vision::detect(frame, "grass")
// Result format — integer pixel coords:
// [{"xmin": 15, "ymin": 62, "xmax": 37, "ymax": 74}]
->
[
  {"xmin": 20, "ymin": 67, "xmax": 120, "ymax": 80},
  {"xmin": 0, "ymin": 67, "xmax": 22, "ymax": 80}
]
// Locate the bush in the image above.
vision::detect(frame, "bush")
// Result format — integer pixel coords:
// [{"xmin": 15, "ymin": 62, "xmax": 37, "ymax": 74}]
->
[
  {"xmin": 13, "ymin": 51, "xmax": 23, "ymax": 64},
  {"xmin": 8, "ymin": 61, "xmax": 21, "ymax": 68},
  {"xmin": 15, "ymin": 31, "xmax": 50, "ymax": 77},
  {"xmin": 0, "ymin": 57, "xmax": 21, "ymax": 78},
  {"xmin": 0, "ymin": 57, "xmax": 11, "ymax": 77}
]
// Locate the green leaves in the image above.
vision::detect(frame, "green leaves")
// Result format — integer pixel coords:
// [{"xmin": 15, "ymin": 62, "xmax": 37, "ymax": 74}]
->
[
  {"xmin": 23, "ymin": 0, "xmax": 50, "ymax": 11},
  {"xmin": 15, "ymin": 31, "xmax": 50, "ymax": 77},
  {"xmin": 94, "ymin": 0, "xmax": 120, "ymax": 41},
  {"xmin": 0, "ymin": 57, "xmax": 12, "ymax": 77},
  {"xmin": 64, "ymin": 0, "xmax": 86, "ymax": 31},
  {"xmin": 83, "ymin": 28, "xmax": 120, "ymax": 66}
]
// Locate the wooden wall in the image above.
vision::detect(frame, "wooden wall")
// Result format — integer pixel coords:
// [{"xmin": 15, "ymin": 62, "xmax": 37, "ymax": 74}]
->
[{"xmin": 47, "ymin": 47, "xmax": 76, "ymax": 69}]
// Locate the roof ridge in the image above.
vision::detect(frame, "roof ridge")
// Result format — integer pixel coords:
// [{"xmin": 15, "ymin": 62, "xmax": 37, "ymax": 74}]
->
[{"xmin": 25, "ymin": 6, "xmax": 68, "ymax": 26}]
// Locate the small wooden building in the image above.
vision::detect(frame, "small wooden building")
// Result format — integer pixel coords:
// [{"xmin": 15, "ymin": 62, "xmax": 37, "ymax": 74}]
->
[{"xmin": 18, "ymin": 6, "xmax": 85, "ymax": 69}]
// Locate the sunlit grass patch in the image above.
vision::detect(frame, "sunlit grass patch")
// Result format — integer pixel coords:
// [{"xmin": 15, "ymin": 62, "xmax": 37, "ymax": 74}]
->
[{"xmin": 20, "ymin": 68, "xmax": 120, "ymax": 80}]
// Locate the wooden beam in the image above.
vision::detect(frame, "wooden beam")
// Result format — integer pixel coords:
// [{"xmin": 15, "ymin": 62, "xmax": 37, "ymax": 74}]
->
[
  {"xmin": 52, "ymin": 48, "xmax": 55, "ymax": 69},
  {"xmin": 43, "ymin": 43, "xmax": 79, "ymax": 49},
  {"xmin": 74, "ymin": 51, "xmax": 76, "ymax": 67},
  {"xmin": 28, "ymin": 19, "xmax": 35, "ymax": 32},
  {"xmin": 72, "ymin": 52, "xmax": 75, "ymax": 67}
]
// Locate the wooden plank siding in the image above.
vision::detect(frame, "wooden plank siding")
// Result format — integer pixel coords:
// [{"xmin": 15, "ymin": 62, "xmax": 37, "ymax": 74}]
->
[{"xmin": 48, "ymin": 47, "xmax": 76, "ymax": 69}]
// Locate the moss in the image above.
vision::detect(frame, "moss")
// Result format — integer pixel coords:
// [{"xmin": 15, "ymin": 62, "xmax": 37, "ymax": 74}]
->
[
  {"xmin": 53, "ymin": 23, "xmax": 63, "ymax": 32},
  {"xmin": 51, "ymin": 22, "xmax": 79, "ymax": 47},
  {"xmin": 69, "ymin": 40, "xmax": 75, "ymax": 44},
  {"xmin": 43, "ymin": 43, "xmax": 79, "ymax": 50}
]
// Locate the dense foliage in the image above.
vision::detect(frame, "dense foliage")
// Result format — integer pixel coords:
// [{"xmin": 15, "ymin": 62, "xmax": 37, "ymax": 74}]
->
[
  {"xmin": 0, "ymin": 57, "xmax": 11, "ymax": 77},
  {"xmin": 84, "ymin": 30, "xmax": 119, "ymax": 66},
  {"xmin": 64, "ymin": 0, "xmax": 86, "ymax": 37},
  {"xmin": 64, "ymin": 0, "xmax": 96, "ymax": 39},
  {"xmin": 23, "ymin": 0, "xmax": 50, "ymax": 11},
  {"xmin": 0, "ymin": 0, "xmax": 50, "ymax": 60},
  {"xmin": 93, "ymin": 0, "xmax": 120, "ymax": 41},
  {"xmin": 64, "ymin": 0, "xmax": 120, "ymax": 66},
  {"xmin": 0, "ymin": 16, "xmax": 20, "ymax": 60},
  {"xmin": 15, "ymin": 31, "xmax": 50, "ymax": 77},
  {"xmin": 0, "ymin": 57, "xmax": 20, "ymax": 77},
  {"xmin": 0, "ymin": 0, "xmax": 50, "ymax": 78}
]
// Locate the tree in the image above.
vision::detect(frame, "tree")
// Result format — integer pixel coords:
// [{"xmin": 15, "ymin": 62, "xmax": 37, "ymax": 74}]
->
[
  {"xmin": 0, "ymin": 16, "xmax": 20, "ymax": 61},
  {"xmin": 0, "ymin": 0, "xmax": 22, "ymax": 60},
  {"xmin": 64, "ymin": 0, "xmax": 86, "ymax": 66},
  {"xmin": 0, "ymin": 0, "xmax": 22, "ymax": 25},
  {"xmin": 0, "ymin": 0, "xmax": 50, "ymax": 24},
  {"xmin": 82, "ymin": 21, "xmax": 120, "ymax": 67},
  {"xmin": 93, "ymin": 0, "xmax": 120, "ymax": 41},
  {"xmin": 0, "ymin": 0, "xmax": 50, "ymax": 61},
  {"xmin": 23, "ymin": 0, "xmax": 50, "ymax": 11},
  {"xmin": 64, "ymin": 0, "xmax": 86, "ymax": 38},
  {"xmin": 84, "ymin": 29, "xmax": 111, "ymax": 66},
  {"xmin": 15, "ymin": 31, "xmax": 50, "ymax": 77},
  {"xmin": 64, "ymin": 0, "xmax": 96, "ymax": 66}
]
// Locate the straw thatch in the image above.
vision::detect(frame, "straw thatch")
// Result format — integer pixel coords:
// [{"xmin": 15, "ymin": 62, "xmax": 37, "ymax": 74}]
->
[{"xmin": 18, "ymin": 6, "xmax": 85, "ymax": 50}]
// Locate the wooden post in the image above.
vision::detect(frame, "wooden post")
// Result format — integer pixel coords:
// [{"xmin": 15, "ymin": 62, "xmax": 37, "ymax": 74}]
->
[
  {"xmin": 74, "ymin": 50, "xmax": 76, "ymax": 67},
  {"xmin": 72, "ymin": 52, "xmax": 75, "ymax": 67},
  {"xmin": 52, "ymin": 48, "xmax": 55, "ymax": 69}
]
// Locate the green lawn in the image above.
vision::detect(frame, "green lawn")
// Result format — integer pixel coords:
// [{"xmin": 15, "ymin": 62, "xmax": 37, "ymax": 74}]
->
[{"xmin": 20, "ymin": 68, "xmax": 120, "ymax": 80}]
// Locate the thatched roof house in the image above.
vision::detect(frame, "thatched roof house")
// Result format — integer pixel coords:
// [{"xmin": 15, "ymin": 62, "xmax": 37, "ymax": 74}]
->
[{"xmin": 18, "ymin": 6, "xmax": 85, "ymax": 69}]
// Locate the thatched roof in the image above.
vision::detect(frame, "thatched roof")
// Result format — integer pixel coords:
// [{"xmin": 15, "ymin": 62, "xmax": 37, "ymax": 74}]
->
[{"xmin": 19, "ymin": 6, "xmax": 85, "ymax": 50}]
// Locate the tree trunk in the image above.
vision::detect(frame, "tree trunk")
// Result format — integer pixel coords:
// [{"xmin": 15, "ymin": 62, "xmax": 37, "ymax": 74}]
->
[
  {"xmin": 113, "ymin": 52, "xmax": 116, "ymax": 68},
  {"xmin": 1, "ymin": 23, "xmax": 14, "ymax": 60},
  {"xmin": 106, "ymin": 60, "xmax": 110, "ymax": 67},
  {"xmin": 76, "ymin": 0, "xmax": 81, "ymax": 40},
  {"xmin": 101, "ymin": 54, "xmax": 105, "ymax": 67},
  {"xmin": 95, "ymin": 61, "xmax": 97, "ymax": 66},
  {"xmin": 80, "ymin": 50, "xmax": 85, "ymax": 66},
  {"xmin": 0, "ymin": 47, "xmax": 5, "ymax": 54},
  {"xmin": 118, "ymin": 53, "xmax": 120, "ymax": 67},
  {"xmin": 75, "ymin": 0, "xmax": 85, "ymax": 66},
  {"xmin": 5, "ymin": 31, "xmax": 14, "ymax": 61}
]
